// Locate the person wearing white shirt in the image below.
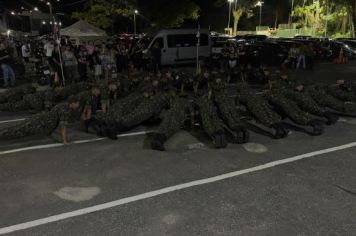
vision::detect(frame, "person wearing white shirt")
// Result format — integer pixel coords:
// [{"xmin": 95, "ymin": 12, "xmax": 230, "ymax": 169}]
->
[
  {"xmin": 44, "ymin": 40, "xmax": 55, "ymax": 58},
  {"xmin": 21, "ymin": 42, "xmax": 31, "ymax": 62}
]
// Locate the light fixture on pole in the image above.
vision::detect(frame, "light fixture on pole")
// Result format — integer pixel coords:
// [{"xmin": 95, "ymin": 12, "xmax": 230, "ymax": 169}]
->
[
  {"xmin": 134, "ymin": 9, "xmax": 138, "ymax": 35},
  {"xmin": 227, "ymin": 0, "xmax": 234, "ymax": 30},
  {"xmin": 289, "ymin": 0, "xmax": 294, "ymax": 25},
  {"xmin": 255, "ymin": 1, "xmax": 264, "ymax": 27},
  {"xmin": 34, "ymin": 7, "xmax": 39, "ymax": 11}
]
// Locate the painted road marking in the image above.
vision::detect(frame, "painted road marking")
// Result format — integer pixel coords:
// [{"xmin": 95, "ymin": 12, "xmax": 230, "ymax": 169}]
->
[
  {"xmin": 1, "ymin": 141, "xmax": 356, "ymax": 234},
  {"xmin": 0, "ymin": 118, "xmax": 26, "ymax": 124},
  {"xmin": 0, "ymin": 131, "xmax": 152, "ymax": 156}
]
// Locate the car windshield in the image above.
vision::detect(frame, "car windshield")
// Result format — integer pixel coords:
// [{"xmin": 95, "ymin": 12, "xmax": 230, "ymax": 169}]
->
[{"xmin": 139, "ymin": 36, "xmax": 154, "ymax": 49}]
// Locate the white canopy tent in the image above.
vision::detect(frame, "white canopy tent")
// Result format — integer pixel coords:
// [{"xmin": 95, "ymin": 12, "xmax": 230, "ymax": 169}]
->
[{"xmin": 60, "ymin": 20, "xmax": 107, "ymax": 45}]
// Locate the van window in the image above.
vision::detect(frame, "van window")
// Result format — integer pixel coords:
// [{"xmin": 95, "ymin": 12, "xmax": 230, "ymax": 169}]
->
[
  {"xmin": 200, "ymin": 34, "xmax": 209, "ymax": 46},
  {"xmin": 167, "ymin": 34, "xmax": 209, "ymax": 48},
  {"xmin": 152, "ymin": 37, "xmax": 164, "ymax": 49}
]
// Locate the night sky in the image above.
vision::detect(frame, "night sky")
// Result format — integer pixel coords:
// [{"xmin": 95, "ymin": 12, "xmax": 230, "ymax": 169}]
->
[{"xmin": 1, "ymin": 0, "xmax": 292, "ymax": 31}]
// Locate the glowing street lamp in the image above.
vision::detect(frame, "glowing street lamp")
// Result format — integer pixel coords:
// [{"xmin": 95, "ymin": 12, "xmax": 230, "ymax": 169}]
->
[
  {"xmin": 134, "ymin": 10, "xmax": 139, "ymax": 35},
  {"xmin": 255, "ymin": 1, "xmax": 264, "ymax": 27},
  {"xmin": 34, "ymin": 7, "xmax": 39, "ymax": 11}
]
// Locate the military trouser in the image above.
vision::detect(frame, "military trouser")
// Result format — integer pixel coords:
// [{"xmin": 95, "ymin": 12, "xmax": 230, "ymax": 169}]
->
[
  {"xmin": 121, "ymin": 95, "xmax": 168, "ymax": 129},
  {"xmin": 243, "ymin": 99, "xmax": 282, "ymax": 127},
  {"xmin": 196, "ymin": 97, "xmax": 225, "ymax": 136},
  {"xmin": 0, "ymin": 100, "xmax": 28, "ymax": 112},
  {"xmin": 196, "ymin": 97, "xmax": 227, "ymax": 148},
  {"xmin": 327, "ymin": 87, "xmax": 356, "ymax": 102},
  {"xmin": 0, "ymin": 112, "xmax": 59, "ymax": 140},
  {"xmin": 151, "ymin": 99, "xmax": 189, "ymax": 151},
  {"xmin": 215, "ymin": 96, "xmax": 244, "ymax": 130},
  {"xmin": 282, "ymin": 90, "xmax": 326, "ymax": 116},
  {"xmin": 309, "ymin": 88, "xmax": 356, "ymax": 113},
  {"xmin": 156, "ymin": 99, "xmax": 188, "ymax": 139},
  {"xmin": 267, "ymin": 92, "xmax": 312, "ymax": 126},
  {"xmin": 0, "ymin": 94, "xmax": 47, "ymax": 112}
]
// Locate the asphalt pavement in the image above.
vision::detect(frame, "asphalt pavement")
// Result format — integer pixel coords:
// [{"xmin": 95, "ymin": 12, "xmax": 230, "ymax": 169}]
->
[{"xmin": 0, "ymin": 62, "xmax": 356, "ymax": 236}]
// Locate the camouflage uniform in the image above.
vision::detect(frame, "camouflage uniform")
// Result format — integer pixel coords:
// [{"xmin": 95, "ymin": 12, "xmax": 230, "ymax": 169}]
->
[
  {"xmin": 266, "ymin": 88, "xmax": 324, "ymax": 135},
  {"xmin": 151, "ymin": 97, "xmax": 191, "ymax": 151},
  {"xmin": 237, "ymin": 83, "xmax": 281, "ymax": 127},
  {"xmin": 213, "ymin": 81, "xmax": 249, "ymax": 143},
  {"xmin": 54, "ymin": 82, "xmax": 90, "ymax": 102},
  {"xmin": 0, "ymin": 84, "xmax": 36, "ymax": 104},
  {"xmin": 266, "ymin": 90, "xmax": 307, "ymax": 123},
  {"xmin": 214, "ymin": 93, "xmax": 249, "ymax": 144},
  {"xmin": 0, "ymin": 103, "xmax": 75, "ymax": 140},
  {"xmin": 236, "ymin": 83, "xmax": 287, "ymax": 139},
  {"xmin": 120, "ymin": 93, "xmax": 169, "ymax": 129},
  {"xmin": 307, "ymin": 85, "xmax": 356, "ymax": 113},
  {"xmin": 270, "ymin": 77, "xmax": 338, "ymax": 125},
  {"xmin": 0, "ymin": 89, "xmax": 54, "ymax": 112},
  {"xmin": 78, "ymin": 89, "xmax": 108, "ymax": 114},
  {"xmin": 195, "ymin": 96, "xmax": 227, "ymax": 148},
  {"xmin": 326, "ymin": 85, "xmax": 356, "ymax": 102},
  {"xmin": 95, "ymin": 92, "xmax": 144, "ymax": 126}
]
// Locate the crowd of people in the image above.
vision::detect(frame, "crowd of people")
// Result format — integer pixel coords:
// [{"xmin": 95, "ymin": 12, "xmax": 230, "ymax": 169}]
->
[
  {"xmin": 1, "ymin": 34, "xmax": 356, "ymax": 151},
  {"xmin": 0, "ymin": 35, "xmax": 157, "ymax": 88}
]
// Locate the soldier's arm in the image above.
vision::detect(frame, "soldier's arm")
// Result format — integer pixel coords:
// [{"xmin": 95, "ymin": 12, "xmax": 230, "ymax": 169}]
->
[
  {"xmin": 59, "ymin": 109, "xmax": 71, "ymax": 145},
  {"xmin": 61, "ymin": 126, "xmax": 70, "ymax": 145}
]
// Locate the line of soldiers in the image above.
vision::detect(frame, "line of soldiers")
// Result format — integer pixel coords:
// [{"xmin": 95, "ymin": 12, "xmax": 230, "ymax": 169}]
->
[{"xmin": 1, "ymin": 68, "xmax": 356, "ymax": 151}]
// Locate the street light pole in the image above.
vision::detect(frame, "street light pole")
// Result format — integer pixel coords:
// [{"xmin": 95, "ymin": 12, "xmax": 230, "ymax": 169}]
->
[
  {"xmin": 134, "ymin": 10, "xmax": 138, "ymax": 35},
  {"xmin": 47, "ymin": 1, "xmax": 55, "ymax": 34},
  {"xmin": 227, "ymin": 0, "xmax": 233, "ymax": 30},
  {"xmin": 255, "ymin": 1, "xmax": 264, "ymax": 27},
  {"xmin": 259, "ymin": 4, "xmax": 262, "ymax": 26},
  {"xmin": 289, "ymin": 0, "xmax": 294, "ymax": 25}
]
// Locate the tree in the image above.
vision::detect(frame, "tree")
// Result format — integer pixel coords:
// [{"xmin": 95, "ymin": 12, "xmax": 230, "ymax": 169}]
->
[
  {"xmin": 331, "ymin": 0, "xmax": 356, "ymax": 36},
  {"xmin": 140, "ymin": 0, "xmax": 200, "ymax": 29},
  {"xmin": 72, "ymin": 0, "xmax": 136, "ymax": 34},
  {"xmin": 214, "ymin": 0, "xmax": 257, "ymax": 35}
]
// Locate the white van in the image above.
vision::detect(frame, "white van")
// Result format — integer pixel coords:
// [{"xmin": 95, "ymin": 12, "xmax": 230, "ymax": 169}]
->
[{"xmin": 143, "ymin": 29, "xmax": 212, "ymax": 65}]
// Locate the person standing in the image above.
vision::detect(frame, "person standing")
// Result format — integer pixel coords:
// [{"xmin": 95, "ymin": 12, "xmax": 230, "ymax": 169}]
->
[
  {"xmin": 296, "ymin": 44, "xmax": 307, "ymax": 70},
  {"xmin": 44, "ymin": 39, "xmax": 55, "ymax": 59},
  {"xmin": 151, "ymin": 42, "xmax": 162, "ymax": 73},
  {"xmin": 62, "ymin": 46, "xmax": 78, "ymax": 83},
  {"xmin": 0, "ymin": 43, "xmax": 16, "ymax": 88},
  {"xmin": 21, "ymin": 41, "xmax": 31, "ymax": 63}
]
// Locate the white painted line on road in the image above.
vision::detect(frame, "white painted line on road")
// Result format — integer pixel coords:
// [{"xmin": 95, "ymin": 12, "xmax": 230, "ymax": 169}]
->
[
  {"xmin": 0, "ymin": 118, "xmax": 26, "ymax": 124},
  {"xmin": 0, "ymin": 131, "xmax": 152, "ymax": 156},
  {"xmin": 1, "ymin": 141, "xmax": 356, "ymax": 235}
]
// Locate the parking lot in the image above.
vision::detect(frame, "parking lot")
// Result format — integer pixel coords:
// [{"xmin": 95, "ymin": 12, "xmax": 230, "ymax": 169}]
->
[{"xmin": 1, "ymin": 62, "xmax": 356, "ymax": 236}]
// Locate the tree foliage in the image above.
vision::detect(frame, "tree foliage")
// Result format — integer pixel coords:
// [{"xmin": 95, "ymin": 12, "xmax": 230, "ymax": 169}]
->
[
  {"xmin": 215, "ymin": 0, "xmax": 257, "ymax": 35},
  {"xmin": 142, "ymin": 0, "xmax": 200, "ymax": 28},
  {"xmin": 72, "ymin": 0, "xmax": 200, "ymax": 32},
  {"xmin": 72, "ymin": 0, "xmax": 136, "ymax": 32}
]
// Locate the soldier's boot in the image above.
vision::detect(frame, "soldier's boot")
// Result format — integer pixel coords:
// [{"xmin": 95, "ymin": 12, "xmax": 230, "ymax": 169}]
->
[
  {"xmin": 323, "ymin": 111, "xmax": 339, "ymax": 125},
  {"xmin": 106, "ymin": 122, "xmax": 119, "ymax": 140},
  {"xmin": 307, "ymin": 119, "xmax": 324, "ymax": 136},
  {"xmin": 212, "ymin": 130, "xmax": 228, "ymax": 149},
  {"xmin": 85, "ymin": 118, "xmax": 104, "ymax": 136},
  {"xmin": 151, "ymin": 133, "xmax": 167, "ymax": 151},
  {"xmin": 271, "ymin": 123, "xmax": 288, "ymax": 139},
  {"xmin": 234, "ymin": 126, "xmax": 250, "ymax": 144}
]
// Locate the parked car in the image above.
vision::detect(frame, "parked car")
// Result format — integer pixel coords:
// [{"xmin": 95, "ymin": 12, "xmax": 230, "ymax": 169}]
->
[{"xmin": 142, "ymin": 29, "xmax": 212, "ymax": 65}]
